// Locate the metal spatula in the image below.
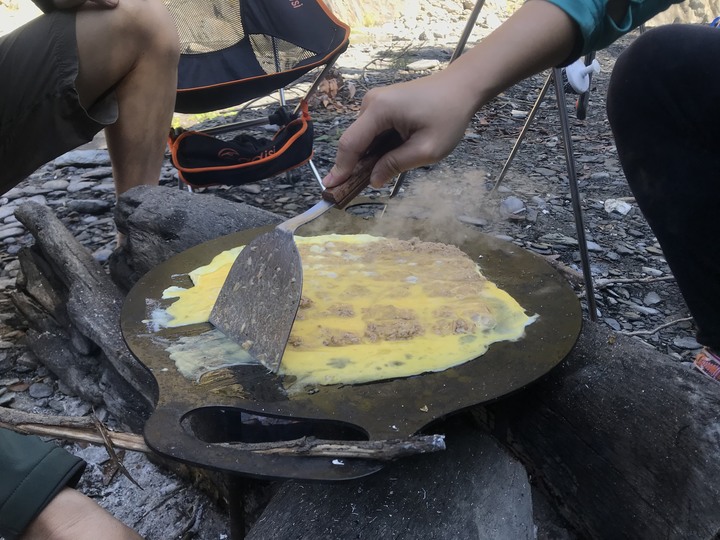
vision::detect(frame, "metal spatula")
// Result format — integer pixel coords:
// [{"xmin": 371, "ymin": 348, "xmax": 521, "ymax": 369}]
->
[{"xmin": 209, "ymin": 130, "xmax": 403, "ymax": 372}]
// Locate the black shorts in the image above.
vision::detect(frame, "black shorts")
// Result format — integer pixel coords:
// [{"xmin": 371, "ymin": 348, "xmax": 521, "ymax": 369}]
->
[
  {"xmin": 0, "ymin": 11, "xmax": 118, "ymax": 195},
  {"xmin": 0, "ymin": 428, "xmax": 86, "ymax": 540}
]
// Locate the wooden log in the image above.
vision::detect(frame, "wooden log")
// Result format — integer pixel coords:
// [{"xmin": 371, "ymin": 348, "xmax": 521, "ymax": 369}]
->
[
  {"xmin": 473, "ymin": 319, "xmax": 720, "ymax": 539},
  {"xmin": 12, "ymin": 202, "xmax": 154, "ymax": 430}
]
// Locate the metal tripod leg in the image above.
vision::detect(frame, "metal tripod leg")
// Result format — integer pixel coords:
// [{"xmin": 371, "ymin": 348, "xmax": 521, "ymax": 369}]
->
[
  {"xmin": 552, "ymin": 68, "xmax": 598, "ymax": 320},
  {"xmin": 492, "ymin": 69, "xmax": 598, "ymax": 320}
]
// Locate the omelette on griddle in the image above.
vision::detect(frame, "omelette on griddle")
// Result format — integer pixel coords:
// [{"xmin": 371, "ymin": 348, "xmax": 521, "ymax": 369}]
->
[{"xmin": 158, "ymin": 234, "xmax": 537, "ymax": 386}]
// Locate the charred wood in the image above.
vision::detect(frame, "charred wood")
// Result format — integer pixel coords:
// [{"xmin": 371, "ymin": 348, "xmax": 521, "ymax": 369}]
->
[{"xmin": 12, "ymin": 202, "xmax": 154, "ymax": 430}]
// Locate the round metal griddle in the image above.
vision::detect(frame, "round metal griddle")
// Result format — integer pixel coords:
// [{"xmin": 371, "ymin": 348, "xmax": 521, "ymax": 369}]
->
[{"xmin": 121, "ymin": 210, "xmax": 582, "ymax": 481}]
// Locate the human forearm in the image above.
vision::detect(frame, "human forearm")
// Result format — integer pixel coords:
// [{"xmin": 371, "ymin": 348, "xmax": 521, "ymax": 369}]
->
[
  {"xmin": 323, "ymin": 0, "xmax": 579, "ymax": 187},
  {"xmin": 323, "ymin": 0, "xmax": 678, "ymax": 188},
  {"xmin": 440, "ymin": 0, "xmax": 578, "ymax": 113}
]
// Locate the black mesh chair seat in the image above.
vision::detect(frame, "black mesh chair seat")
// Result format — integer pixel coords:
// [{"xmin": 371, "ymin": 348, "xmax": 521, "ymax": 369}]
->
[{"xmin": 167, "ymin": 0, "xmax": 350, "ymax": 113}]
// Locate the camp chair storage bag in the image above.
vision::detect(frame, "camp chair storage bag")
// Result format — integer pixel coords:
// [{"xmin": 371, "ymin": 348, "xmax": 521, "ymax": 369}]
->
[{"xmin": 170, "ymin": 110, "xmax": 313, "ymax": 188}]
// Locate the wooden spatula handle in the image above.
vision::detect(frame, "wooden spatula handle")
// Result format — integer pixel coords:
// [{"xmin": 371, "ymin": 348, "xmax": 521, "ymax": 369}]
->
[{"xmin": 322, "ymin": 129, "xmax": 404, "ymax": 209}]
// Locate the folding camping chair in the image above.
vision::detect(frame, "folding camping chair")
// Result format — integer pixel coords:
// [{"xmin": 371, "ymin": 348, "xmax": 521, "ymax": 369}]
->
[{"xmin": 164, "ymin": 0, "xmax": 350, "ymax": 190}]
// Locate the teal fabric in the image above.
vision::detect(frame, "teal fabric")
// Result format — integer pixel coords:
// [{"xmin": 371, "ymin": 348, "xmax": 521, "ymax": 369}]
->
[
  {"xmin": 0, "ymin": 428, "xmax": 85, "ymax": 540},
  {"xmin": 543, "ymin": 0, "xmax": 685, "ymax": 60}
]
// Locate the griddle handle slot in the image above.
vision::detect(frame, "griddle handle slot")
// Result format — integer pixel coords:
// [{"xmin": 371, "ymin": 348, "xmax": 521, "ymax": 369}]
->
[{"xmin": 143, "ymin": 405, "xmax": 384, "ymax": 481}]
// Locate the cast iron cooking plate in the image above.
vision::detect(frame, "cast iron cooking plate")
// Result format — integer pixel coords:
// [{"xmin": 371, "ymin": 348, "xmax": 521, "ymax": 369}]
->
[{"xmin": 121, "ymin": 210, "xmax": 582, "ymax": 481}]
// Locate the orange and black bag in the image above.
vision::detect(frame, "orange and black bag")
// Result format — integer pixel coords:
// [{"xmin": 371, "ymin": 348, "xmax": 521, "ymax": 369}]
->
[{"xmin": 169, "ymin": 102, "xmax": 313, "ymax": 188}]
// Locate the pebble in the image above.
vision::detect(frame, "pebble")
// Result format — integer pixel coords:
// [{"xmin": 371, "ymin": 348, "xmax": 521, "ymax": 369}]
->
[
  {"xmin": 15, "ymin": 352, "xmax": 39, "ymax": 371},
  {"xmin": 66, "ymin": 199, "xmax": 113, "ymax": 214},
  {"xmin": 641, "ymin": 266, "xmax": 664, "ymax": 277},
  {"xmin": 42, "ymin": 179, "xmax": 70, "ymax": 191},
  {"xmin": 239, "ymin": 184, "xmax": 262, "ymax": 194},
  {"xmin": 0, "ymin": 206, "xmax": 16, "ymax": 220},
  {"xmin": 67, "ymin": 181, "xmax": 96, "ymax": 193},
  {"xmin": 643, "ymin": 292, "xmax": 662, "ymax": 306},
  {"xmin": 673, "ymin": 336, "xmax": 701, "ymax": 350},
  {"xmin": 540, "ymin": 233, "xmax": 577, "ymax": 246},
  {"xmin": 500, "ymin": 196, "xmax": 525, "ymax": 215},
  {"xmin": 81, "ymin": 166, "xmax": 114, "ymax": 179},
  {"xmin": 54, "ymin": 149, "xmax": 111, "ymax": 167},
  {"xmin": 604, "ymin": 198, "xmax": 632, "ymax": 215},
  {"xmin": 604, "ymin": 318, "xmax": 622, "ymax": 331},
  {"xmin": 0, "ymin": 227, "xmax": 24, "ymax": 240},
  {"xmin": 90, "ymin": 183, "xmax": 115, "ymax": 194},
  {"xmin": 28, "ymin": 382, "xmax": 54, "ymax": 399}
]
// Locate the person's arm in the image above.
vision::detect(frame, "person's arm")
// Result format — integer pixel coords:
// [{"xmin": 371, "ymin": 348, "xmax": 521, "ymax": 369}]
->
[
  {"xmin": 20, "ymin": 488, "xmax": 142, "ymax": 540},
  {"xmin": 322, "ymin": 0, "xmax": 678, "ymax": 189},
  {"xmin": 323, "ymin": 0, "xmax": 578, "ymax": 187},
  {"xmin": 323, "ymin": 0, "xmax": 576, "ymax": 189}
]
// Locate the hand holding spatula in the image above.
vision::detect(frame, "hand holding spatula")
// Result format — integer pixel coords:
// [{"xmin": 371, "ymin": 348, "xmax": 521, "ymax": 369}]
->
[{"xmin": 209, "ymin": 130, "xmax": 404, "ymax": 372}]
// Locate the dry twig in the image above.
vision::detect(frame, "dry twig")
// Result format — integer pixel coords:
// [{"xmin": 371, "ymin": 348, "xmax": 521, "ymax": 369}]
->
[
  {"xmin": 595, "ymin": 275, "xmax": 675, "ymax": 290},
  {"xmin": 619, "ymin": 316, "xmax": 694, "ymax": 337}
]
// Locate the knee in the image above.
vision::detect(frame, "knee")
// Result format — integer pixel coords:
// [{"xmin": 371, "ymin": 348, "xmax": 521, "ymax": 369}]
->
[
  {"xmin": 114, "ymin": 0, "xmax": 180, "ymax": 63},
  {"xmin": 607, "ymin": 26, "xmax": 680, "ymax": 129},
  {"xmin": 608, "ymin": 28, "xmax": 668, "ymax": 104}
]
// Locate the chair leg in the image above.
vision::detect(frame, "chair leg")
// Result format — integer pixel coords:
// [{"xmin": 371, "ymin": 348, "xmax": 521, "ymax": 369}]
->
[
  {"xmin": 178, "ymin": 176, "xmax": 193, "ymax": 192},
  {"xmin": 491, "ymin": 72, "xmax": 554, "ymax": 192},
  {"xmin": 489, "ymin": 68, "xmax": 598, "ymax": 320},
  {"xmin": 308, "ymin": 158, "xmax": 324, "ymax": 189}
]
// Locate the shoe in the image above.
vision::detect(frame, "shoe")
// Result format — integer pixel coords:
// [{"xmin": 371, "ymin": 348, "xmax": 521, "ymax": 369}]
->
[{"xmin": 693, "ymin": 347, "xmax": 720, "ymax": 382}]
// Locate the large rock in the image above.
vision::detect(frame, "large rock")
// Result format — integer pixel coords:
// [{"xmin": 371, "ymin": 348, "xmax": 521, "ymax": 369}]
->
[{"xmin": 247, "ymin": 419, "xmax": 535, "ymax": 540}]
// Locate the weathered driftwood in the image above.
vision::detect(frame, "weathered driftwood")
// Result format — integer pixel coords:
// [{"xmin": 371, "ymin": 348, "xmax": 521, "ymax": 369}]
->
[
  {"xmin": 474, "ymin": 320, "xmax": 720, "ymax": 540},
  {"xmin": 12, "ymin": 201, "xmax": 153, "ymax": 430}
]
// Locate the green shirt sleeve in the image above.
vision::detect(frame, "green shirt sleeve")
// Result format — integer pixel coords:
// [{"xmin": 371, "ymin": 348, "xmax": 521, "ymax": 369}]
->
[
  {"xmin": 543, "ymin": 0, "xmax": 685, "ymax": 61},
  {"xmin": 0, "ymin": 429, "xmax": 86, "ymax": 540}
]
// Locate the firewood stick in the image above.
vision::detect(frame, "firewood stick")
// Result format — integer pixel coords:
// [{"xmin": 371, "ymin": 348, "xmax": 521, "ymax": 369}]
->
[
  {"xmin": 0, "ymin": 408, "xmax": 150, "ymax": 452},
  {"xmin": 0, "ymin": 407, "xmax": 445, "ymax": 461},
  {"xmin": 238, "ymin": 434, "xmax": 447, "ymax": 461}
]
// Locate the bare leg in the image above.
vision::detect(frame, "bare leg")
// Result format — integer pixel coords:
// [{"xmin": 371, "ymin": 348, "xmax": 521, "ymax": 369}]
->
[
  {"xmin": 20, "ymin": 487, "xmax": 142, "ymax": 540},
  {"xmin": 74, "ymin": 0, "xmax": 180, "ymax": 197}
]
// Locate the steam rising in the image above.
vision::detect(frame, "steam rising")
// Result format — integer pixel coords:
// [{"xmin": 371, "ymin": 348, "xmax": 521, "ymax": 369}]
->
[{"xmin": 306, "ymin": 166, "xmax": 502, "ymax": 244}]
